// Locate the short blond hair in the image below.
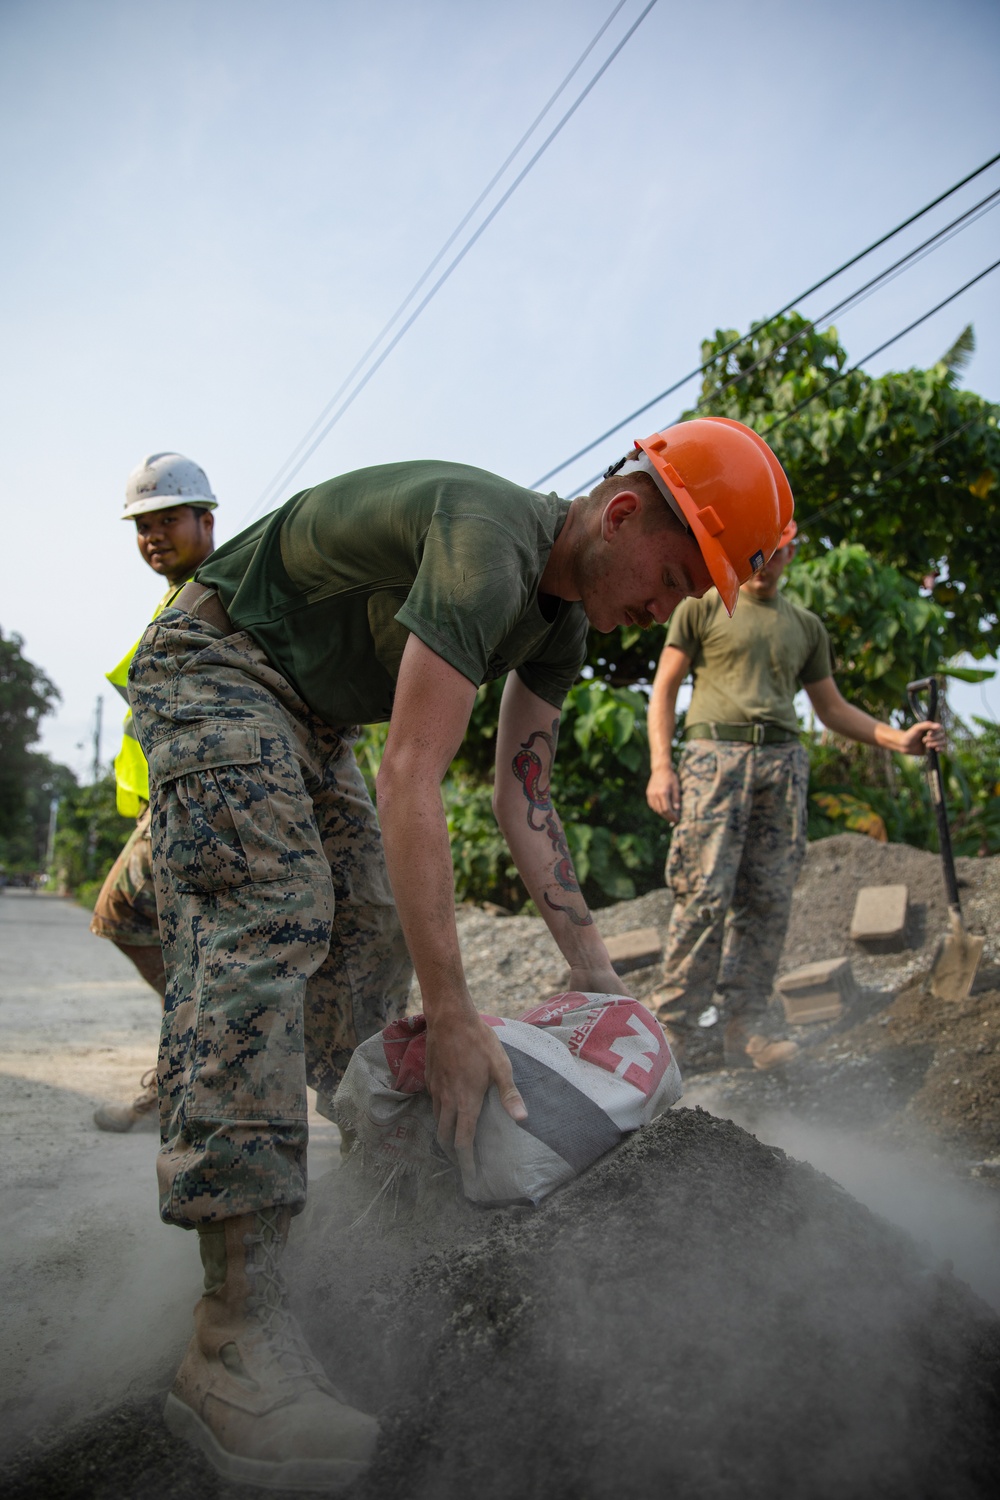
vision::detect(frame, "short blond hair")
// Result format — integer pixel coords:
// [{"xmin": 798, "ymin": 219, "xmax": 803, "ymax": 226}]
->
[{"xmin": 583, "ymin": 470, "xmax": 685, "ymax": 534}]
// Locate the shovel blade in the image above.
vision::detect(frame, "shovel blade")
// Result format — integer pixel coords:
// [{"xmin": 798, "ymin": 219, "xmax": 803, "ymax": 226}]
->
[{"xmin": 930, "ymin": 914, "xmax": 985, "ymax": 1002}]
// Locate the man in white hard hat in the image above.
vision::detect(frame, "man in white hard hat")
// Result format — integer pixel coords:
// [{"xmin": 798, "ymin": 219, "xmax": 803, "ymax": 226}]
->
[{"xmin": 90, "ymin": 453, "xmax": 217, "ymax": 1131}]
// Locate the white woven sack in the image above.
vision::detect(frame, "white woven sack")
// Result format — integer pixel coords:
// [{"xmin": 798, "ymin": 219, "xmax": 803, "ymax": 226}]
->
[{"xmin": 335, "ymin": 992, "xmax": 682, "ymax": 1207}]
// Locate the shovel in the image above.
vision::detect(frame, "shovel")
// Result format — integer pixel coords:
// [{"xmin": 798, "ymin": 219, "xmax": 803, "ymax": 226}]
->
[{"xmin": 906, "ymin": 676, "xmax": 984, "ymax": 1001}]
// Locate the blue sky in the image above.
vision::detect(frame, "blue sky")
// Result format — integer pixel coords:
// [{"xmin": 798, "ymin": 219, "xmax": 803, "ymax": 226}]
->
[{"xmin": 2, "ymin": 0, "xmax": 998, "ymax": 775}]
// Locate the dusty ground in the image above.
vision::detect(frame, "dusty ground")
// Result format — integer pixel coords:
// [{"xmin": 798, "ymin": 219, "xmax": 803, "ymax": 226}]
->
[
  {"xmin": 7, "ymin": 1112, "xmax": 1000, "ymax": 1500},
  {"xmin": 3, "ymin": 836, "xmax": 1000, "ymax": 1497},
  {"xmin": 0, "ymin": 891, "xmax": 342, "ymax": 1462}
]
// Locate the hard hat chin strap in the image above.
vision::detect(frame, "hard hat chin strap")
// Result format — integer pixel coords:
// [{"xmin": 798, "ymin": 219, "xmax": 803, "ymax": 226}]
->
[{"xmin": 612, "ymin": 452, "xmax": 692, "ymax": 534}]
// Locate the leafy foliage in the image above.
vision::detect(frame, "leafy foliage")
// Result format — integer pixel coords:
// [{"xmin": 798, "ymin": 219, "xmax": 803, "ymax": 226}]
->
[
  {"xmin": 804, "ymin": 723, "xmax": 1000, "ymax": 860},
  {"xmin": 0, "ymin": 752, "xmax": 77, "ymax": 875},
  {"xmin": 688, "ymin": 313, "xmax": 1000, "ymax": 661},
  {"xmin": 0, "ymin": 629, "xmax": 76, "ymax": 875},
  {"xmin": 0, "ymin": 628, "xmax": 61, "ymax": 842},
  {"xmin": 50, "ymin": 770, "xmax": 134, "ymax": 894},
  {"xmin": 946, "ymin": 719, "xmax": 1000, "ymax": 857},
  {"xmin": 783, "ymin": 543, "xmax": 951, "ymax": 721}
]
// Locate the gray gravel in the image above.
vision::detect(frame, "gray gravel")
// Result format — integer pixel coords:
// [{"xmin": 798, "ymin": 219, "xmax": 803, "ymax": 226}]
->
[{"xmin": 448, "ymin": 834, "xmax": 1000, "ymax": 1016}]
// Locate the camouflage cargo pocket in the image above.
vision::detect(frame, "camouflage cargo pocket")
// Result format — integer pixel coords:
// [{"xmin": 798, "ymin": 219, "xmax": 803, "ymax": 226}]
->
[
  {"xmin": 665, "ymin": 819, "xmax": 696, "ymax": 898},
  {"xmin": 675, "ymin": 742, "xmax": 720, "ymax": 818},
  {"xmin": 148, "ymin": 722, "xmax": 283, "ymax": 894},
  {"xmin": 665, "ymin": 745, "xmax": 721, "ymax": 897}
]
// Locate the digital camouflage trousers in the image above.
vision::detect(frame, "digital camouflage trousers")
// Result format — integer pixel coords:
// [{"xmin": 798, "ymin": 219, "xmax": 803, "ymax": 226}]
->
[
  {"xmin": 90, "ymin": 803, "xmax": 160, "ymax": 947},
  {"xmin": 128, "ymin": 608, "xmax": 412, "ymax": 1228},
  {"xmin": 659, "ymin": 739, "xmax": 809, "ymax": 1021}
]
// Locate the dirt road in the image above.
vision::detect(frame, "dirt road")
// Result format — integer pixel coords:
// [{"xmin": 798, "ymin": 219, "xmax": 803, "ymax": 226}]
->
[{"xmin": 0, "ymin": 890, "xmax": 340, "ymax": 1459}]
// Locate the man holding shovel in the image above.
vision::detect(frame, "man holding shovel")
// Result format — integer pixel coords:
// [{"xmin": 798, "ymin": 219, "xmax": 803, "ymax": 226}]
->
[
  {"xmin": 128, "ymin": 417, "xmax": 791, "ymax": 1491},
  {"xmin": 646, "ymin": 521, "xmax": 946, "ymax": 1071}
]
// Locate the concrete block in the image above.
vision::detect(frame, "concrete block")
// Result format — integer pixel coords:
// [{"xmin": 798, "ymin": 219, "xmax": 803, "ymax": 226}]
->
[
  {"xmin": 775, "ymin": 957, "xmax": 858, "ymax": 1025},
  {"xmin": 850, "ymin": 884, "xmax": 909, "ymax": 951},
  {"xmin": 558, "ymin": 928, "xmax": 663, "ymax": 989},
  {"xmin": 604, "ymin": 927, "xmax": 663, "ymax": 976}
]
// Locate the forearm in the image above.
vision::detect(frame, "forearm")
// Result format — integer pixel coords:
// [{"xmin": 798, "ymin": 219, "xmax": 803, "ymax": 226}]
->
[
  {"xmin": 648, "ymin": 645, "xmax": 689, "ymax": 771},
  {"xmin": 494, "ymin": 787, "xmax": 608, "ymax": 962},
  {"xmin": 815, "ymin": 696, "xmax": 912, "ymax": 753},
  {"xmin": 648, "ymin": 683, "xmax": 677, "ymax": 773},
  {"xmin": 377, "ymin": 767, "xmax": 473, "ymax": 1022},
  {"xmin": 646, "ymin": 646, "xmax": 688, "ymax": 820},
  {"xmin": 494, "ymin": 683, "xmax": 617, "ymax": 986}
]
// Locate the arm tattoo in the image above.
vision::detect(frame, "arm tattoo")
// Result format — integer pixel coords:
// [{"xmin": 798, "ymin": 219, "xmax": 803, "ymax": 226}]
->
[{"xmin": 512, "ymin": 720, "xmax": 593, "ymax": 927}]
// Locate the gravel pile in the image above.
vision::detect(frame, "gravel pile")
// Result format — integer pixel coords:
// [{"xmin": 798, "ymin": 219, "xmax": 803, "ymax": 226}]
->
[
  {"xmin": 449, "ymin": 835, "xmax": 999, "ymax": 1019},
  {"xmin": 11, "ymin": 1109, "xmax": 999, "ymax": 1500}
]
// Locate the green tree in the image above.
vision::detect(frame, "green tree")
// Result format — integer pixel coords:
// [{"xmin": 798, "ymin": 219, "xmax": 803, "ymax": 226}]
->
[
  {"xmin": 783, "ymin": 542, "xmax": 952, "ymax": 721},
  {"xmin": 689, "ymin": 314, "xmax": 1000, "ymax": 661},
  {"xmin": 51, "ymin": 769, "xmax": 133, "ymax": 901},
  {"xmin": 0, "ymin": 628, "xmax": 65, "ymax": 871},
  {"xmin": 779, "ymin": 541, "xmax": 996, "ymax": 853},
  {"xmin": 0, "ymin": 752, "xmax": 77, "ymax": 874}
]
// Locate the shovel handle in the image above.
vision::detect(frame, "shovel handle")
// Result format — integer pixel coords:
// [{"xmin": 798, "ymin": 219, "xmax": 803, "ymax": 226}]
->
[
  {"xmin": 905, "ymin": 677, "xmax": 961, "ymax": 914},
  {"xmin": 906, "ymin": 676, "xmax": 938, "ymax": 723}
]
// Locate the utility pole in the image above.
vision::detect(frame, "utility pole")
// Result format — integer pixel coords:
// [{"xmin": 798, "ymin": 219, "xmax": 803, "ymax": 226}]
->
[
  {"xmin": 86, "ymin": 695, "xmax": 104, "ymax": 880},
  {"xmin": 45, "ymin": 796, "xmax": 59, "ymax": 877},
  {"xmin": 91, "ymin": 695, "xmax": 103, "ymax": 783}
]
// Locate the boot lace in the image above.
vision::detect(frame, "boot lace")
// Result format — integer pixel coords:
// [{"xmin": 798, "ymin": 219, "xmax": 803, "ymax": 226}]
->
[
  {"xmin": 131, "ymin": 1069, "xmax": 159, "ymax": 1114},
  {"xmin": 242, "ymin": 1210, "xmax": 329, "ymax": 1388}
]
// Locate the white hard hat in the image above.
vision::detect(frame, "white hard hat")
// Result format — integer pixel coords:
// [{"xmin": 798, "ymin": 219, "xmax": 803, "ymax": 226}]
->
[{"xmin": 122, "ymin": 452, "xmax": 218, "ymax": 520}]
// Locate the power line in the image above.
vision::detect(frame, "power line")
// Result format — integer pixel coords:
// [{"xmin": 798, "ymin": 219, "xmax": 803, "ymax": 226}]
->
[
  {"xmin": 761, "ymin": 255, "xmax": 1000, "ymax": 437},
  {"xmin": 689, "ymin": 186, "xmax": 1000, "ymax": 421},
  {"xmin": 532, "ymin": 147, "xmax": 1000, "ymax": 489},
  {"xmin": 566, "ymin": 254, "xmax": 1000, "ymax": 497},
  {"xmin": 241, "ymin": 0, "xmax": 658, "ymax": 526},
  {"xmin": 246, "ymin": 0, "xmax": 633, "ymax": 522}
]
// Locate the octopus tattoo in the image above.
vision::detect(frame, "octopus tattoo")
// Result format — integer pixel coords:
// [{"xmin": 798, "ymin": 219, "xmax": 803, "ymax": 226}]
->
[{"xmin": 512, "ymin": 722, "xmax": 593, "ymax": 927}]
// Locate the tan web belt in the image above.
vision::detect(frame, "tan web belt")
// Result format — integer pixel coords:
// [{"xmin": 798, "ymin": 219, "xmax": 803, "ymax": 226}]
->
[{"xmin": 684, "ymin": 722, "xmax": 799, "ymax": 745}]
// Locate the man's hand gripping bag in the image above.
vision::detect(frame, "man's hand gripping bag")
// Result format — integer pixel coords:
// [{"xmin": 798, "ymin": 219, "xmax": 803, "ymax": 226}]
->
[{"xmin": 334, "ymin": 993, "xmax": 682, "ymax": 1206}]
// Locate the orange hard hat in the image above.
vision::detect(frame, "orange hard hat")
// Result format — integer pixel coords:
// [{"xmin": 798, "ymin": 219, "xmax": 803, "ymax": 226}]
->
[
  {"xmin": 623, "ymin": 417, "xmax": 794, "ymax": 614},
  {"xmin": 777, "ymin": 517, "xmax": 798, "ymax": 550}
]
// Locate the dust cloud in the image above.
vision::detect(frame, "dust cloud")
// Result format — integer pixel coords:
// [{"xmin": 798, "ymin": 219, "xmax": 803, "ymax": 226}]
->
[
  {"xmin": 6, "ymin": 1107, "xmax": 1000, "ymax": 1498},
  {"xmin": 1, "ymin": 1181, "xmax": 197, "ymax": 1462},
  {"xmin": 294, "ymin": 1107, "xmax": 1000, "ymax": 1500},
  {"xmin": 679, "ymin": 1085, "xmax": 1000, "ymax": 1313}
]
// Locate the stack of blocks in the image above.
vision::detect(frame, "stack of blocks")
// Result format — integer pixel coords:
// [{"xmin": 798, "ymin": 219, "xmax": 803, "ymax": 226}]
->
[
  {"xmin": 773, "ymin": 884, "xmax": 910, "ymax": 1025},
  {"xmin": 775, "ymin": 958, "xmax": 858, "ymax": 1024}
]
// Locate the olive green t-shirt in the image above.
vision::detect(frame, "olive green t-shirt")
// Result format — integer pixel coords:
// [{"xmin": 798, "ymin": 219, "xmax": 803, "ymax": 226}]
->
[
  {"xmin": 195, "ymin": 460, "xmax": 588, "ymax": 728},
  {"xmin": 666, "ymin": 590, "xmax": 834, "ymax": 735}
]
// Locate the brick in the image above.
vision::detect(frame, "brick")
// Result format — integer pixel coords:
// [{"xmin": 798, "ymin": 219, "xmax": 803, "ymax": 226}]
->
[
  {"xmin": 774, "ymin": 957, "xmax": 858, "ymax": 1024},
  {"xmin": 850, "ymin": 884, "xmax": 909, "ymax": 950},
  {"xmin": 604, "ymin": 927, "xmax": 663, "ymax": 975},
  {"xmin": 558, "ymin": 927, "xmax": 663, "ymax": 989}
]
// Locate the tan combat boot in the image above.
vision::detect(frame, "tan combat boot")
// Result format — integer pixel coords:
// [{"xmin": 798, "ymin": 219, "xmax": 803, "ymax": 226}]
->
[
  {"xmin": 93, "ymin": 1068, "xmax": 158, "ymax": 1132},
  {"xmin": 723, "ymin": 1018, "xmax": 799, "ymax": 1072},
  {"xmin": 164, "ymin": 1206, "xmax": 378, "ymax": 1491}
]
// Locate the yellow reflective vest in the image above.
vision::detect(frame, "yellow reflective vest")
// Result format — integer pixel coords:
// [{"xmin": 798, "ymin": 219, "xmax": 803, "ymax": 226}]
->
[{"xmin": 106, "ymin": 580, "xmax": 189, "ymax": 817}]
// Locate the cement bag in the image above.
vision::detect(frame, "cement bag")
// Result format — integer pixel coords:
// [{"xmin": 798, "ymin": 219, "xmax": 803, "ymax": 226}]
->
[{"xmin": 334, "ymin": 992, "xmax": 682, "ymax": 1207}]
